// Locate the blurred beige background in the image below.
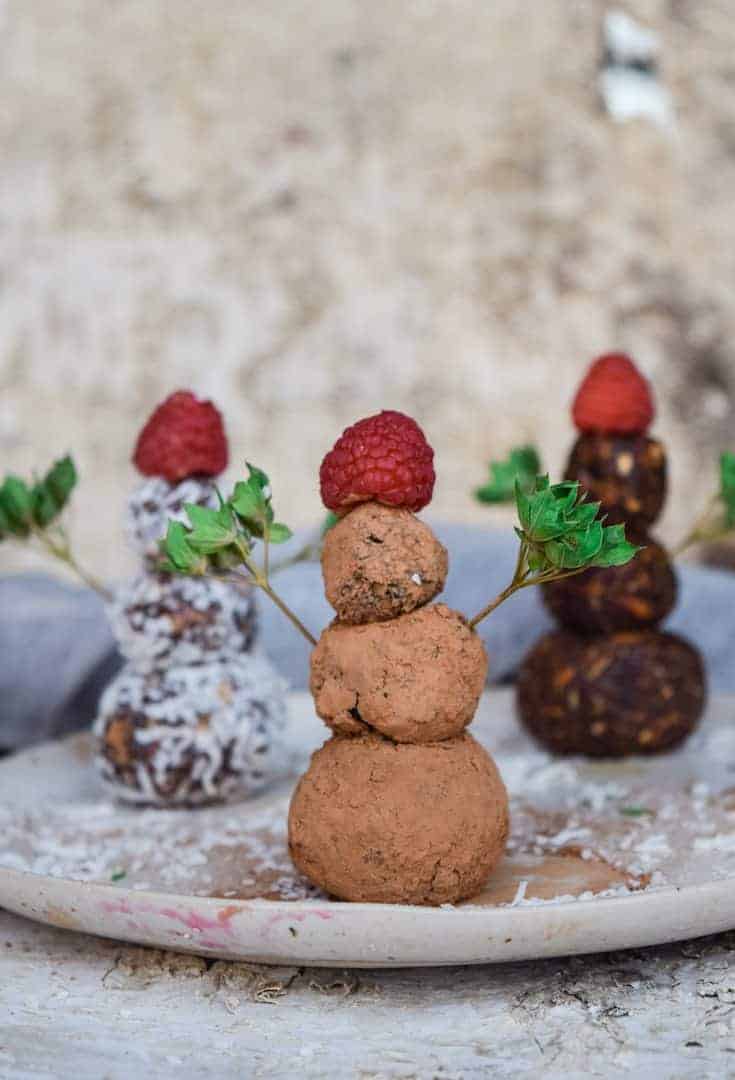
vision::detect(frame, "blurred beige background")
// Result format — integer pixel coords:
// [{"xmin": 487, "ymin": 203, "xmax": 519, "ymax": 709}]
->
[{"xmin": 1, "ymin": 0, "xmax": 734, "ymax": 581}]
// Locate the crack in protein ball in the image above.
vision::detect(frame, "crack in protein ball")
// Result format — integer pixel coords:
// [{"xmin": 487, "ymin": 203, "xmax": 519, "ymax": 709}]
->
[
  {"xmin": 310, "ymin": 603, "xmax": 488, "ymax": 743},
  {"xmin": 517, "ymin": 629, "xmax": 706, "ymax": 757},
  {"xmin": 542, "ymin": 534, "xmax": 676, "ymax": 635},
  {"xmin": 94, "ymin": 657, "xmax": 287, "ymax": 806},
  {"xmin": 565, "ymin": 433, "xmax": 667, "ymax": 529},
  {"xmin": 321, "ymin": 502, "xmax": 448, "ymax": 624},
  {"xmin": 109, "ymin": 573, "xmax": 258, "ymax": 671},
  {"xmin": 288, "ymin": 731, "xmax": 509, "ymax": 905}
]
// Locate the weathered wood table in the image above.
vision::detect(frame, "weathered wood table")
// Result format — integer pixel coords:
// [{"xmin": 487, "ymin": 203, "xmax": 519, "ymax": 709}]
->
[{"xmin": 1, "ymin": 906, "xmax": 734, "ymax": 1079}]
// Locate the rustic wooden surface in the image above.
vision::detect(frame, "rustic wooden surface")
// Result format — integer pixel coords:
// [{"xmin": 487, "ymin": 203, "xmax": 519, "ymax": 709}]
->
[{"xmin": 2, "ymin": 907, "xmax": 734, "ymax": 1078}]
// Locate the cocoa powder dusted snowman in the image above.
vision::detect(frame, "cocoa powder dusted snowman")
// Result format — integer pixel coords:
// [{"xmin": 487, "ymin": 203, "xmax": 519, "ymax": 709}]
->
[
  {"xmin": 288, "ymin": 413, "xmax": 509, "ymax": 904},
  {"xmin": 95, "ymin": 391, "xmax": 288, "ymax": 807}
]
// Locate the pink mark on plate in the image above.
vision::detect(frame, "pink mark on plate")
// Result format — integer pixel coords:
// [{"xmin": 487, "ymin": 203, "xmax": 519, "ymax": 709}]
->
[
  {"xmin": 159, "ymin": 904, "xmax": 242, "ymax": 937},
  {"xmin": 100, "ymin": 897, "xmax": 154, "ymax": 917}
]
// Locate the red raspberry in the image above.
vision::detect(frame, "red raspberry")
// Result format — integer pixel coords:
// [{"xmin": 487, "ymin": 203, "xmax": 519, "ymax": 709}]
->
[
  {"xmin": 572, "ymin": 353, "xmax": 655, "ymax": 435},
  {"xmin": 133, "ymin": 390, "xmax": 228, "ymax": 483},
  {"xmin": 320, "ymin": 410, "xmax": 436, "ymax": 514}
]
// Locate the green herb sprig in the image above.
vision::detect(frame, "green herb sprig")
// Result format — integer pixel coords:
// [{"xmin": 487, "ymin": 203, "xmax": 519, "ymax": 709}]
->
[
  {"xmin": 474, "ymin": 445, "xmax": 542, "ymax": 504},
  {"xmin": 469, "ymin": 475, "xmax": 640, "ymax": 627},
  {"xmin": 160, "ymin": 463, "xmax": 316, "ymax": 645},
  {"xmin": 0, "ymin": 455, "xmax": 110, "ymax": 598},
  {"xmin": 672, "ymin": 451, "xmax": 735, "ymax": 557}
]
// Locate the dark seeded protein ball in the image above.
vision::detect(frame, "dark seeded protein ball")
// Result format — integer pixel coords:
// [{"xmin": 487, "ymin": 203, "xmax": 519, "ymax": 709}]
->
[
  {"xmin": 288, "ymin": 731, "xmax": 509, "ymax": 905},
  {"xmin": 518, "ymin": 629, "xmax": 706, "ymax": 757},
  {"xmin": 565, "ymin": 433, "xmax": 667, "ymax": 529},
  {"xmin": 542, "ymin": 536, "xmax": 676, "ymax": 635}
]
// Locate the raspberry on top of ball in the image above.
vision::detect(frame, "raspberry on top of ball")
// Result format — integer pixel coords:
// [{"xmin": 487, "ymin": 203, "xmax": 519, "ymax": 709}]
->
[
  {"xmin": 133, "ymin": 390, "xmax": 228, "ymax": 483},
  {"xmin": 319, "ymin": 410, "xmax": 435, "ymax": 515},
  {"xmin": 572, "ymin": 353, "xmax": 655, "ymax": 436}
]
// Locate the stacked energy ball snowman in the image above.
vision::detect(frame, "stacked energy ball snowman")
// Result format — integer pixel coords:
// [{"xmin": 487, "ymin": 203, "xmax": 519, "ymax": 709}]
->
[
  {"xmin": 95, "ymin": 391, "xmax": 287, "ymax": 806},
  {"xmin": 287, "ymin": 411, "xmax": 509, "ymax": 905},
  {"xmin": 518, "ymin": 355, "xmax": 706, "ymax": 756}
]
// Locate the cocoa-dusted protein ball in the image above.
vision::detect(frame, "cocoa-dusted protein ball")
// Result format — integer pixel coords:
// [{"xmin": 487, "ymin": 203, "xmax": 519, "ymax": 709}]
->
[
  {"xmin": 565, "ymin": 433, "xmax": 667, "ymax": 529},
  {"xmin": 310, "ymin": 603, "xmax": 488, "ymax": 743},
  {"xmin": 288, "ymin": 731, "xmax": 509, "ymax": 905},
  {"xmin": 321, "ymin": 502, "xmax": 448, "ymax": 624},
  {"xmin": 109, "ymin": 573, "xmax": 258, "ymax": 671},
  {"xmin": 518, "ymin": 629, "xmax": 706, "ymax": 757},
  {"xmin": 542, "ymin": 535, "xmax": 676, "ymax": 635},
  {"xmin": 94, "ymin": 657, "xmax": 287, "ymax": 807}
]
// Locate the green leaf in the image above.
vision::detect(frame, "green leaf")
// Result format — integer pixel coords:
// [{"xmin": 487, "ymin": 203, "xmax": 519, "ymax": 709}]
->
[
  {"xmin": 0, "ymin": 476, "xmax": 33, "ymax": 535},
  {"xmin": 475, "ymin": 445, "xmax": 542, "ymax": 504},
  {"xmin": 31, "ymin": 483, "xmax": 60, "ymax": 527},
  {"xmin": 160, "ymin": 521, "xmax": 208, "ymax": 574},
  {"xmin": 230, "ymin": 480, "xmax": 262, "ymax": 521},
  {"xmin": 720, "ymin": 451, "xmax": 735, "ymax": 527},
  {"xmin": 592, "ymin": 525, "xmax": 642, "ymax": 568},
  {"xmin": 268, "ymin": 522, "xmax": 293, "ymax": 544},
  {"xmin": 45, "ymin": 455, "xmax": 77, "ymax": 506},
  {"xmin": 246, "ymin": 463, "xmax": 270, "ymax": 494},
  {"xmin": 321, "ymin": 511, "xmax": 339, "ymax": 535},
  {"xmin": 619, "ymin": 805, "xmax": 655, "ymax": 818},
  {"xmin": 0, "ymin": 501, "xmax": 10, "ymax": 540},
  {"xmin": 545, "ymin": 520, "xmax": 604, "ymax": 569},
  {"xmin": 183, "ymin": 503, "xmax": 239, "ymax": 554}
]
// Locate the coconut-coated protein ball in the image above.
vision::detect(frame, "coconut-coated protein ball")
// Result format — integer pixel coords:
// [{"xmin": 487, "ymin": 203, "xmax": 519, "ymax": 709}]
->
[
  {"xmin": 94, "ymin": 656, "xmax": 288, "ymax": 807},
  {"xmin": 288, "ymin": 731, "xmax": 509, "ymax": 905},
  {"xmin": 517, "ymin": 629, "xmax": 706, "ymax": 757},
  {"xmin": 310, "ymin": 603, "xmax": 488, "ymax": 743},
  {"xmin": 565, "ymin": 433, "xmax": 667, "ymax": 529},
  {"xmin": 109, "ymin": 573, "xmax": 258, "ymax": 671},
  {"xmin": 321, "ymin": 502, "xmax": 448, "ymax": 624},
  {"xmin": 542, "ymin": 535, "xmax": 676, "ymax": 635}
]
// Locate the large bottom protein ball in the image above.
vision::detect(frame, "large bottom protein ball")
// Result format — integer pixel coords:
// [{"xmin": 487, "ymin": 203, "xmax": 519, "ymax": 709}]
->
[
  {"xmin": 288, "ymin": 732, "xmax": 509, "ymax": 905},
  {"xmin": 518, "ymin": 630, "xmax": 706, "ymax": 757},
  {"xmin": 542, "ymin": 535, "xmax": 676, "ymax": 634},
  {"xmin": 109, "ymin": 572, "xmax": 258, "ymax": 671},
  {"xmin": 94, "ymin": 656, "xmax": 287, "ymax": 806},
  {"xmin": 321, "ymin": 501, "xmax": 448, "ymax": 623},
  {"xmin": 310, "ymin": 603, "xmax": 488, "ymax": 743}
]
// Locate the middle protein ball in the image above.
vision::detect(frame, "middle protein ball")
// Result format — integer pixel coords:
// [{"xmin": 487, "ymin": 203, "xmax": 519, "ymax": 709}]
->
[
  {"xmin": 321, "ymin": 501, "xmax": 448, "ymax": 624},
  {"xmin": 310, "ymin": 603, "xmax": 488, "ymax": 742}
]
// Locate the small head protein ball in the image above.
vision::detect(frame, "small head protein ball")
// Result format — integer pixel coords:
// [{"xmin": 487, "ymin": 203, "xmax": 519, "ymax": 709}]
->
[{"xmin": 321, "ymin": 502, "xmax": 448, "ymax": 624}]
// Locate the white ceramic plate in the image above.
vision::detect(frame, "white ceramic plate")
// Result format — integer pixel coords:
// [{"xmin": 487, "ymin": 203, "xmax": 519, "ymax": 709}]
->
[{"xmin": 1, "ymin": 690, "xmax": 734, "ymax": 968}]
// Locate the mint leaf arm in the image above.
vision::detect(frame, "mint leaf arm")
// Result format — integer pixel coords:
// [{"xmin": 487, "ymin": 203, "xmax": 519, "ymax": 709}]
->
[
  {"xmin": 0, "ymin": 455, "xmax": 110, "ymax": 598},
  {"xmin": 160, "ymin": 462, "xmax": 316, "ymax": 646},
  {"xmin": 469, "ymin": 475, "xmax": 640, "ymax": 628}
]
